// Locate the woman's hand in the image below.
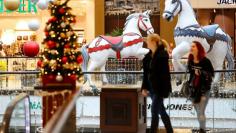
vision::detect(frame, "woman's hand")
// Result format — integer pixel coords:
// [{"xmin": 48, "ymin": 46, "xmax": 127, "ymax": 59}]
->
[
  {"xmin": 195, "ymin": 69, "xmax": 200, "ymax": 76},
  {"xmin": 141, "ymin": 89, "xmax": 149, "ymax": 97}
]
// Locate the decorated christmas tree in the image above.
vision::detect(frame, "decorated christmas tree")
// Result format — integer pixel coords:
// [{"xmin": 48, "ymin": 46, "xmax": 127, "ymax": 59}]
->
[{"xmin": 38, "ymin": 0, "xmax": 82, "ymax": 82}]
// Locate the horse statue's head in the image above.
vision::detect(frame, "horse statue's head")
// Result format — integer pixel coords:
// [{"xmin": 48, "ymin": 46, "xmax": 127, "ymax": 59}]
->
[
  {"xmin": 124, "ymin": 10, "xmax": 154, "ymax": 35},
  {"xmin": 162, "ymin": 0, "xmax": 182, "ymax": 22}
]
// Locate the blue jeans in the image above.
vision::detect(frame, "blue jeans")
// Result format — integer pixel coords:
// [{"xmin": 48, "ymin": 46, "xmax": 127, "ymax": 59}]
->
[{"xmin": 150, "ymin": 93, "xmax": 173, "ymax": 133}]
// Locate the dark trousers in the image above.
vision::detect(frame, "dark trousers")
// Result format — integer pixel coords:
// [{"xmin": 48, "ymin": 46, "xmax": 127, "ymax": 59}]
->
[{"xmin": 150, "ymin": 94, "xmax": 173, "ymax": 133}]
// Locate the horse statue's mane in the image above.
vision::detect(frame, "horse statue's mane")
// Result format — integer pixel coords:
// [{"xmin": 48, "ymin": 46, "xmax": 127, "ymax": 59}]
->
[
  {"xmin": 124, "ymin": 13, "xmax": 138, "ymax": 31},
  {"xmin": 124, "ymin": 13, "xmax": 149, "ymax": 31},
  {"xmin": 185, "ymin": 0, "xmax": 197, "ymax": 19}
]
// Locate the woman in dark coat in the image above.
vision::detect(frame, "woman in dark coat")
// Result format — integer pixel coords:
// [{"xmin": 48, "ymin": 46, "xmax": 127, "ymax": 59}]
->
[
  {"xmin": 142, "ymin": 34, "xmax": 173, "ymax": 133},
  {"xmin": 187, "ymin": 41, "xmax": 214, "ymax": 133}
]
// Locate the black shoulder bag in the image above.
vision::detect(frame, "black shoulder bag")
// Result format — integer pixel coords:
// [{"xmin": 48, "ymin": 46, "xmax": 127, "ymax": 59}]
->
[{"xmin": 180, "ymin": 69, "xmax": 192, "ymax": 99}]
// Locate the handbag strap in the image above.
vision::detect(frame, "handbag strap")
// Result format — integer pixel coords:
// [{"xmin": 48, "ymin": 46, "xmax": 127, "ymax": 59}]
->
[
  {"xmin": 184, "ymin": 62, "xmax": 192, "ymax": 80},
  {"xmin": 183, "ymin": 67, "xmax": 188, "ymax": 80}
]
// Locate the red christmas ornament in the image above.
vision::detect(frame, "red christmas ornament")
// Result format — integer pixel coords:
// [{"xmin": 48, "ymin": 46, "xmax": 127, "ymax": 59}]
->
[
  {"xmin": 47, "ymin": 40, "xmax": 56, "ymax": 49},
  {"xmin": 70, "ymin": 75, "xmax": 77, "ymax": 80},
  {"xmin": 77, "ymin": 56, "xmax": 83, "ymax": 64},
  {"xmin": 64, "ymin": 44, "xmax": 70, "ymax": 48},
  {"xmin": 72, "ymin": 17, "xmax": 76, "ymax": 23},
  {"xmin": 48, "ymin": 18, "xmax": 52, "ymax": 23},
  {"xmin": 37, "ymin": 60, "xmax": 43, "ymax": 68},
  {"xmin": 45, "ymin": 32, "xmax": 49, "ymax": 36},
  {"xmin": 61, "ymin": 57, "xmax": 68, "ymax": 64},
  {"xmin": 23, "ymin": 41, "xmax": 40, "ymax": 57},
  {"xmin": 49, "ymin": 17, "xmax": 57, "ymax": 23},
  {"xmin": 59, "ymin": 8, "xmax": 65, "ymax": 14}
]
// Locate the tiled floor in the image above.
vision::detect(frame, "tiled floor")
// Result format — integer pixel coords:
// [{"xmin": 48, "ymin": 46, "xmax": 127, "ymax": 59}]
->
[
  {"xmin": 158, "ymin": 129, "xmax": 192, "ymax": 133},
  {"xmin": 173, "ymin": 129, "xmax": 192, "ymax": 133}
]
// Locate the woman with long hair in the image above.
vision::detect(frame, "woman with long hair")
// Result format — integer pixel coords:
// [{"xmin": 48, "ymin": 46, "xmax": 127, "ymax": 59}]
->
[
  {"xmin": 188, "ymin": 41, "xmax": 214, "ymax": 133},
  {"xmin": 142, "ymin": 34, "xmax": 173, "ymax": 133}
]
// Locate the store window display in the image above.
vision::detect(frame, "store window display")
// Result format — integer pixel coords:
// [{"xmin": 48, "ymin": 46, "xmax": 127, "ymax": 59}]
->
[{"xmin": 0, "ymin": 43, "xmax": 6, "ymax": 57}]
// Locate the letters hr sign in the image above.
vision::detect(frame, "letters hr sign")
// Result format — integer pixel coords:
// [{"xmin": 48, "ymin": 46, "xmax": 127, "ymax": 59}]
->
[
  {"xmin": 0, "ymin": 0, "xmax": 37, "ymax": 13},
  {"xmin": 217, "ymin": 0, "xmax": 236, "ymax": 4}
]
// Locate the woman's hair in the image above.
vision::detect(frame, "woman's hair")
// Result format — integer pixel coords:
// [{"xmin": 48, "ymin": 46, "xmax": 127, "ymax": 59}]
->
[
  {"xmin": 147, "ymin": 33, "xmax": 160, "ymax": 42},
  {"xmin": 0, "ymin": 45, "xmax": 2, "ymax": 51},
  {"xmin": 188, "ymin": 41, "xmax": 206, "ymax": 61},
  {"xmin": 159, "ymin": 38, "xmax": 169, "ymax": 50},
  {"xmin": 147, "ymin": 33, "xmax": 169, "ymax": 50}
]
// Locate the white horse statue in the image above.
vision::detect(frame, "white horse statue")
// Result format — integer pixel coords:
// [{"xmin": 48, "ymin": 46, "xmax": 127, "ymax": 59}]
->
[
  {"xmin": 82, "ymin": 10, "xmax": 154, "ymax": 93},
  {"xmin": 162, "ymin": 0, "xmax": 234, "ymax": 85}
]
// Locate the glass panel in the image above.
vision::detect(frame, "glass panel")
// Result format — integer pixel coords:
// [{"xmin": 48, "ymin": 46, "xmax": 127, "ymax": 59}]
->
[
  {"xmin": 0, "ymin": 74, "xmax": 41, "ymax": 132},
  {"xmin": 76, "ymin": 96, "xmax": 100, "ymax": 132},
  {"xmin": 8, "ymin": 97, "xmax": 30, "ymax": 133},
  {"xmin": 79, "ymin": 71, "xmax": 236, "ymax": 132},
  {"xmin": 30, "ymin": 95, "xmax": 43, "ymax": 133},
  {"xmin": 165, "ymin": 71, "xmax": 236, "ymax": 132}
]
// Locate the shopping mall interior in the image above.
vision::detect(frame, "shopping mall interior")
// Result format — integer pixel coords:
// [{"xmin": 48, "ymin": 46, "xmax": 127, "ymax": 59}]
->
[{"xmin": 0, "ymin": 0, "xmax": 235, "ymax": 133}]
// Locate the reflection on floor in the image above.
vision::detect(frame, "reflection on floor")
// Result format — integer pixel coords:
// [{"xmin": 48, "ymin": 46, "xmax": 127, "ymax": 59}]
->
[
  {"xmin": 173, "ymin": 129, "xmax": 192, "ymax": 133},
  {"xmin": 77, "ymin": 128, "xmax": 194, "ymax": 133}
]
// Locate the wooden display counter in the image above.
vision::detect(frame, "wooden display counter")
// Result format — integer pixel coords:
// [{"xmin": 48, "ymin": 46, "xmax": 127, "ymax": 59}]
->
[{"xmin": 100, "ymin": 88, "xmax": 146, "ymax": 133}]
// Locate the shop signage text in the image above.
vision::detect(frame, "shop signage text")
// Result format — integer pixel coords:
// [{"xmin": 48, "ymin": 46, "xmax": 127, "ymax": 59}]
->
[
  {"xmin": 0, "ymin": 0, "xmax": 38, "ymax": 13},
  {"xmin": 217, "ymin": 0, "xmax": 236, "ymax": 5},
  {"xmin": 30, "ymin": 101, "xmax": 42, "ymax": 110},
  {"xmin": 147, "ymin": 103, "xmax": 193, "ymax": 111}
]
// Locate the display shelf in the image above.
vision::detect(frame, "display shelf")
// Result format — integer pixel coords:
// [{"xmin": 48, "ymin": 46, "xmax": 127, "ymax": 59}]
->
[{"xmin": 0, "ymin": 57, "xmax": 40, "ymax": 90}]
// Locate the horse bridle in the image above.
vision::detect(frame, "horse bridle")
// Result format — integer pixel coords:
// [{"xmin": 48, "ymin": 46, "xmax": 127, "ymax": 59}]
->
[
  {"xmin": 138, "ymin": 15, "xmax": 153, "ymax": 34},
  {"xmin": 163, "ymin": 0, "xmax": 182, "ymax": 19}
]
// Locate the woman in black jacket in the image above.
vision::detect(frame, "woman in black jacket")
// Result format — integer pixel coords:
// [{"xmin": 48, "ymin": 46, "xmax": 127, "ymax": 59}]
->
[
  {"xmin": 187, "ymin": 41, "xmax": 214, "ymax": 133},
  {"xmin": 142, "ymin": 34, "xmax": 173, "ymax": 133}
]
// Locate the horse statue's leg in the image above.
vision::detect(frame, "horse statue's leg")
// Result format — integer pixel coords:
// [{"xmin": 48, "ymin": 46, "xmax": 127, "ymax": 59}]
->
[
  {"xmin": 172, "ymin": 41, "xmax": 191, "ymax": 85},
  {"xmin": 225, "ymin": 35, "xmax": 235, "ymax": 80},
  {"xmin": 101, "ymin": 64, "xmax": 108, "ymax": 84},
  {"xmin": 86, "ymin": 60, "xmax": 105, "ymax": 95},
  {"xmin": 207, "ymin": 40, "xmax": 229, "ymax": 96}
]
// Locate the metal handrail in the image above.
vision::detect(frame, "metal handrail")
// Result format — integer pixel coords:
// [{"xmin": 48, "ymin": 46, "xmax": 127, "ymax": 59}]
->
[
  {"xmin": 43, "ymin": 89, "xmax": 81, "ymax": 133},
  {"xmin": 83, "ymin": 69, "xmax": 236, "ymax": 74},
  {"xmin": 0, "ymin": 56, "xmax": 40, "ymax": 59},
  {"xmin": 0, "ymin": 71, "xmax": 40, "ymax": 74},
  {"xmin": 0, "ymin": 69, "xmax": 234, "ymax": 75},
  {"xmin": 0, "ymin": 93, "xmax": 31, "ymax": 133}
]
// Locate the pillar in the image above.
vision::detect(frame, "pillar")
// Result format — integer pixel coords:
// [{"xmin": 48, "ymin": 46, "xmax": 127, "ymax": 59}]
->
[
  {"xmin": 95, "ymin": 0, "xmax": 105, "ymax": 37},
  {"xmin": 86, "ymin": 0, "xmax": 104, "ymax": 42},
  {"xmin": 160, "ymin": 0, "xmax": 177, "ymax": 45}
]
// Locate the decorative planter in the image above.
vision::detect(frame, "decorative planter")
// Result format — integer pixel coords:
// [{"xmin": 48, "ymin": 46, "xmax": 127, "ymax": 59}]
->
[
  {"xmin": 42, "ymin": 75, "xmax": 76, "ymax": 88},
  {"xmin": 41, "ymin": 75, "xmax": 77, "ymax": 127}
]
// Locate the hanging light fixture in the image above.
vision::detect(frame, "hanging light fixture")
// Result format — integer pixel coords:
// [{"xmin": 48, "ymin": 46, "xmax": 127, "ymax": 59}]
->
[{"xmin": 1, "ymin": 29, "xmax": 16, "ymax": 45}]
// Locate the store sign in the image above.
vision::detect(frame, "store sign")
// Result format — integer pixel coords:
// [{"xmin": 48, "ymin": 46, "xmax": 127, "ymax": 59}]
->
[
  {"xmin": 217, "ymin": 0, "xmax": 236, "ymax": 5},
  {"xmin": 0, "ymin": 0, "xmax": 37, "ymax": 13},
  {"xmin": 189, "ymin": 0, "xmax": 236, "ymax": 8}
]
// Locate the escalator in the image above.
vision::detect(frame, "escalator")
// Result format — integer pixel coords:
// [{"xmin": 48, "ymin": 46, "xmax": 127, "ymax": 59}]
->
[
  {"xmin": 0, "ymin": 93, "xmax": 31, "ymax": 133},
  {"xmin": 0, "ymin": 89, "xmax": 81, "ymax": 133}
]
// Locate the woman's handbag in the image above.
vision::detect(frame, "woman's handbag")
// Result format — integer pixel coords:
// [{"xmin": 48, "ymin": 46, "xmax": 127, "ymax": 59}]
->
[
  {"xmin": 180, "ymin": 70, "xmax": 191, "ymax": 98},
  {"xmin": 181, "ymin": 82, "xmax": 191, "ymax": 98}
]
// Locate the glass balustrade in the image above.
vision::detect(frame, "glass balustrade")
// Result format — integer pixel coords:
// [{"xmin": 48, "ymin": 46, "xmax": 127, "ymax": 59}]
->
[
  {"xmin": 78, "ymin": 70, "xmax": 236, "ymax": 132},
  {"xmin": 0, "ymin": 57, "xmax": 235, "ymax": 132}
]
